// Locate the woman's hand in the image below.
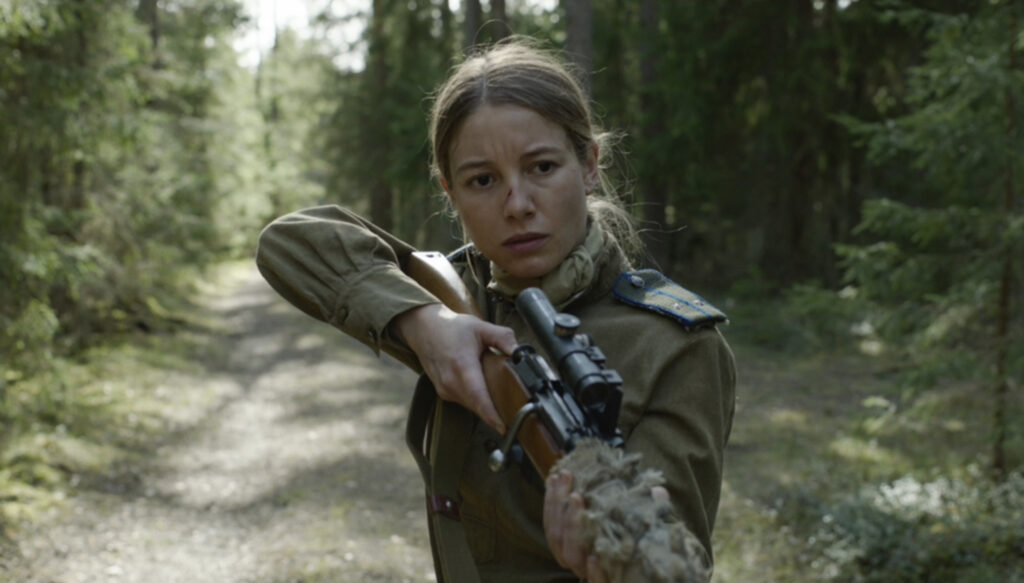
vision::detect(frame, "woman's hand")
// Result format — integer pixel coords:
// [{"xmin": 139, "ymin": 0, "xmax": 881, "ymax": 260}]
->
[
  {"xmin": 391, "ymin": 303, "xmax": 517, "ymax": 433},
  {"xmin": 544, "ymin": 470, "xmax": 671, "ymax": 582},
  {"xmin": 544, "ymin": 471, "xmax": 606, "ymax": 582}
]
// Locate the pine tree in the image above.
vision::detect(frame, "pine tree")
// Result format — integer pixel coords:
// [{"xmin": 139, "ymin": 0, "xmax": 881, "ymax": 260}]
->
[{"xmin": 839, "ymin": 1, "xmax": 1023, "ymax": 475}]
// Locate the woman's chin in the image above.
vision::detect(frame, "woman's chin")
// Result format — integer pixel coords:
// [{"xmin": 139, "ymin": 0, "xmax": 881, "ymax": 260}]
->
[{"xmin": 498, "ymin": 258, "xmax": 555, "ymax": 280}]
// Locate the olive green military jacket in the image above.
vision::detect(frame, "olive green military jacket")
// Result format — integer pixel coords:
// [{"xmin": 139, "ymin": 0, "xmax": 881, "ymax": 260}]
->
[{"xmin": 256, "ymin": 205, "xmax": 736, "ymax": 582}]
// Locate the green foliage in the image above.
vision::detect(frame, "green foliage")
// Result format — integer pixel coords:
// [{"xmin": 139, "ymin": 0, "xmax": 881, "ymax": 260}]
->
[
  {"xmin": 836, "ymin": 2, "xmax": 1023, "ymax": 408},
  {"xmin": 726, "ymin": 254, "xmax": 893, "ymax": 355},
  {"xmin": 1, "ymin": 0, "xmax": 1020, "ymax": 574},
  {"xmin": 0, "ymin": 0, "xmax": 322, "ymax": 437},
  {"xmin": 784, "ymin": 283, "xmax": 874, "ymax": 353},
  {"xmin": 225, "ymin": 30, "xmax": 336, "ymax": 249},
  {"xmin": 835, "ymin": 200, "xmax": 1011, "ymax": 378},
  {"xmin": 316, "ymin": 0, "xmax": 459, "ymax": 248},
  {"xmin": 726, "ymin": 280, "xmax": 873, "ymax": 355},
  {"xmin": 583, "ymin": 0, "xmax": 931, "ymax": 286},
  {"xmin": 0, "ymin": 305, "xmax": 220, "ymax": 525},
  {"xmin": 0, "ymin": 0, "xmax": 319, "ymax": 379},
  {"xmin": 773, "ymin": 471, "xmax": 1024, "ymax": 582}
]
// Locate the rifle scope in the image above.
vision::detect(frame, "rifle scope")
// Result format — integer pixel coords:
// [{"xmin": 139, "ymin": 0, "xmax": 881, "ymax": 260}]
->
[{"xmin": 515, "ymin": 288, "xmax": 623, "ymax": 439}]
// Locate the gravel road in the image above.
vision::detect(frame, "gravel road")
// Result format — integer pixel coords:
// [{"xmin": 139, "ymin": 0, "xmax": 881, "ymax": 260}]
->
[{"xmin": 3, "ymin": 264, "xmax": 434, "ymax": 582}]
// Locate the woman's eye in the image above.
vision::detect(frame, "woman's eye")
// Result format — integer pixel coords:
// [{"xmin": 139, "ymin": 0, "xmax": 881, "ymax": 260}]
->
[
  {"xmin": 469, "ymin": 174, "xmax": 493, "ymax": 188},
  {"xmin": 535, "ymin": 161, "xmax": 556, "ymax": 174}
]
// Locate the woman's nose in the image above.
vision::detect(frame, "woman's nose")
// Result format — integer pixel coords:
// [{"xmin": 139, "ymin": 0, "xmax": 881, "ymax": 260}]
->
[{"xmin": 503, "ymin": 180, "xmax": 536, "ymax": 219}]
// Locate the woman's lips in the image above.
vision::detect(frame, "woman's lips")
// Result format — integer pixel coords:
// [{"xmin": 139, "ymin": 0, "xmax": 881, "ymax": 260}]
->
[{"xmin": 502, "ymin": 233, "xmax": 548, "ymax": 253}]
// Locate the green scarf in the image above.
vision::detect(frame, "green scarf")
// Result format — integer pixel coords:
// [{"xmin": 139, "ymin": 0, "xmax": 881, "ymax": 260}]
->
[{"xmin": 487, "ymin": 221, "xmax": 611, "ymax": 310}]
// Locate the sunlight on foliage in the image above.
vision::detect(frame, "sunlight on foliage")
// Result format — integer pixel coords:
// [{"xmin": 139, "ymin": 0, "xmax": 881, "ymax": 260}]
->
[
  {"xmin": 795, "ymin": 471, "xmax": 1024, "ymax": 582},
  {"xmin": 829, "ymin": 436, "xmax": 908, "ymax": 471}
]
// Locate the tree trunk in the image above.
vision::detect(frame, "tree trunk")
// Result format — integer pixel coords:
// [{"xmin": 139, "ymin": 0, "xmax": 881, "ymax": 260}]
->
[
  {"xmin": 638, "ymin": 0, "xmax": 671, "ymax": 271},
  {"xmin": 992, "ymin": 2, "xmax": 1019, "ymax": 480},
  {"xmin": 491, "ymin": 0, "xmax": 510, "ymax": 41},
  {"xmin": 136, "ymin": 0, "xmax": 160, "ymax": 49},
  {"xmin": 68, "ymin": 0, "xmax": 89, "ymax": 212},
  {"xmin": 463, "ymin": 0, "xmax": 483, "ymax": 52},
  {"xmin": 368, "ymin": 0, "xmax": 393, "ymax": 231},
  {"xmin": 439, "ymin": 0, "xmax": 454, "ymax": 54},
  {"xmin": 564, "ymin": 0, "xmax": 594, "ymax": 94}
]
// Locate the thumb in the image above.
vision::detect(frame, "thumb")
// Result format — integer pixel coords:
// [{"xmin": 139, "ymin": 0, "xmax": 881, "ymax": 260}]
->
[{"xmin": 478, "ymin": 323, "xmax": 518, "ymax": 356}]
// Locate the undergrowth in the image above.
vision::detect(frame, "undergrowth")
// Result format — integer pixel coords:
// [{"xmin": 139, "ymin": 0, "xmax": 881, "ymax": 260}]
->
[
  {"xmin": 771, "ymin": 470, "xmax": 1024, "ymax": 582},
  {"xmin": 716, "ymin": 280, "xmax": 1023, "ymax": 582},
  {"xmin": 0, "ymin": 269, "xmax": 230, "ymax": 534}
]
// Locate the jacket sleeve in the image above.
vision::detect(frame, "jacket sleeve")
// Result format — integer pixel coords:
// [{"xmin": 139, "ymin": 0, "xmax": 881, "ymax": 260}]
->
[
  {"xmin": 255, "ymin": 205, "xmax": 441, "ymax": 371},
  {"xmin": 621, "ymin": 327, "xmax": 736, "ymax": 568}
]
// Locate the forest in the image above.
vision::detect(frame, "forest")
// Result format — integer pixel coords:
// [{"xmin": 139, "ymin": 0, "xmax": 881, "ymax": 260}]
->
[{"xmin": 1, "ymin": 0, "xmax": 1022, "ymax": 581}]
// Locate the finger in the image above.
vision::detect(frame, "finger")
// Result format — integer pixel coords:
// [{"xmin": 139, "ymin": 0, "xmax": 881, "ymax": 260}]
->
[
  {"xmin": 543, "ymin": 472, "xmax": 571, "ymax": 563},
  {"xmin": 479, "ymin": 323, "xmax": 518, "ymax": 356},
  {"xmin": 560, "ymin": 492, "xmax": 587, "ymax": 574},
  {"xmin": 586, "ymin": 555, "xmax": 608, "ymax": 583},
  {"xmin": 426, "ymin": 353, "xmax": 504, "ymax": 434},
  {"xmin": 460, "ymin": 362, "xmax": 505, "ymax": 433}
]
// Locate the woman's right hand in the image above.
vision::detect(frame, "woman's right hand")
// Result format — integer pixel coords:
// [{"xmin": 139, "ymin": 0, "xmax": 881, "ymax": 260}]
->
[{"xmin": 391, "ymin": 303, "xmax": 517, "ymax": 433}]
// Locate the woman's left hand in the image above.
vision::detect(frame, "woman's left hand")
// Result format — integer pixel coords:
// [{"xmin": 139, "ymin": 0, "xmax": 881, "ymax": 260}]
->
[
  {"xmin": 543, "ymin": 471, "xmax": 607, "ymax": 582},
  {"xmin": 545, "ymin": 471, "xmax": 673, "ymax": 582}
]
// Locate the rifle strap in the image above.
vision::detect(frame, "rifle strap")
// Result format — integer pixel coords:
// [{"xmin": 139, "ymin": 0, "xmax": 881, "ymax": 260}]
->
[{"xmin": 406, "ymin": 376, "xmax": 481, "ymax": 583}]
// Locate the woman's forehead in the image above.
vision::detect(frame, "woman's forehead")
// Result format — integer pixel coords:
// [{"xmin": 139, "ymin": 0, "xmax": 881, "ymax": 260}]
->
[{"xmin": 449, "ymin": 104, "xmax": 573, "ymax": 167}]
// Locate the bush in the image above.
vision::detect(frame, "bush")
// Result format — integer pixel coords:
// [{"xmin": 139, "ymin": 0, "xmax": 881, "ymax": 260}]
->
[
  {"xmin": 775, "ymin": 471, "xmax": 1024, "ymax": 582},
  {"xmin": 726, "ymin": 279, "xmax": 876, "ymax": 355}
]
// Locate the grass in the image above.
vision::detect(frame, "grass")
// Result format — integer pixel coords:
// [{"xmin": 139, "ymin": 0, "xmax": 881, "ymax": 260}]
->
[
  {"xmin": 712, "ymin": 336, "xmax": 1024, "ymax": 582},
  {"xmin": 0, "ymin": 265, "xmax": 239, "ymax": 534}
]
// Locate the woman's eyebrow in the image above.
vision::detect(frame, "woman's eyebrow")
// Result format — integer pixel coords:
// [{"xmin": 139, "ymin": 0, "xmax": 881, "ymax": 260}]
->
[
  {"xmin": 453, "ymin": 159, "xmax": 490, "ymax": 176},
  {"xmin": 454, "ymin": 144, "xmax": 565, "ymax": 175},
  {"xmin": 522, "ymin": 144, "xmax": 563, "ymax": 158}
]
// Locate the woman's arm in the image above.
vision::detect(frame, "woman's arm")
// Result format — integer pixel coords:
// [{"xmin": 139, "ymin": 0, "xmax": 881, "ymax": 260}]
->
[
  {"xmin": 624, "ymin": 328, "xmax": 735, "ymax": 561},
  {"xmin": 256, "ymin": 205, "xmax": 516, "ymax": 430},
  {"xmin": 542, "ymin": 327, "xmax": 736, "ymax": 578},
  {"xmin": 256, "ymin": 205, "xmax": 440, "ymax": 369}
]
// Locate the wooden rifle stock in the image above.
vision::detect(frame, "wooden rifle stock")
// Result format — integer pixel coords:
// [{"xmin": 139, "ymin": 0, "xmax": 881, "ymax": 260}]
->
[{"xmin": 404, "ymin": 251, "xmax": 563, "ymax": 477}]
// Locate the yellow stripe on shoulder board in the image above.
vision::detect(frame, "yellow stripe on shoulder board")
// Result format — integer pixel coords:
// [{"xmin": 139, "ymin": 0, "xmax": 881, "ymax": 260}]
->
[{"xmin": 612, "ymin": 270, "xmax": 728, "ymax": 330}]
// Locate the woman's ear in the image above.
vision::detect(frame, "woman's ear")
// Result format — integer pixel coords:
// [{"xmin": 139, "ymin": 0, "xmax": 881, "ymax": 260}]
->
[
  {"xmin": 584, "ymin": 141, "xmax": 599, "ymax": 194},
  {"xmin": 440, "ymin": 177, "xmax": 454, "ymax": 201}
]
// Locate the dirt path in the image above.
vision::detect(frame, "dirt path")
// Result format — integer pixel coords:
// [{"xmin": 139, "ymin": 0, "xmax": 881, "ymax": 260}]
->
[
  {"xmin": 5, "ymin": 264, "xmax": 435, "ymax": 582},
  {"xmin": 2, "ymin": 263, "xmax": 899, "ymax": 583}
]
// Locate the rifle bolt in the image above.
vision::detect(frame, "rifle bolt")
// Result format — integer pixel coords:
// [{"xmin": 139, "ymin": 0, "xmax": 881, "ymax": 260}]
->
[{"xmin": 489, "ymin": 449, "xmax": 507, "ymax": 472}]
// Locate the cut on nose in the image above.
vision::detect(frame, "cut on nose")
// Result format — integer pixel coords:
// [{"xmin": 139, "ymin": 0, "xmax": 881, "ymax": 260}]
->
[{"xmin": 504, "ymin": 185, "xmax": 536, "ymax": 218}]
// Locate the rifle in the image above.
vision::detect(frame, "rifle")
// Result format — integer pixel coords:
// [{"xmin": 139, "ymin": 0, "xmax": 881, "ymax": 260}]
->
[
  {"xmin": 404, "ymin": 251, "xmax": 624, "ymax": 478},
  {"xmin": 404, "ymin": 251, "xmax": 711, "ymax": 583}
]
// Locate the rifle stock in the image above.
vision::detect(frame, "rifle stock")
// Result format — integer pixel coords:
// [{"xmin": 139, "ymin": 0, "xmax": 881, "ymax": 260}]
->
[
  {"xmin": 405, "ymin": 251, "xmax": 564, "ymax": 477},
  {"xmin": 404, "ymin": 251, "xmax": 483, "ymax": 319}
]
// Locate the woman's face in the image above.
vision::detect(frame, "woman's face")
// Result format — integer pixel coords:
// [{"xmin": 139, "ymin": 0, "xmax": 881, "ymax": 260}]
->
[{"xmin": 444, "ymin": 104, "xmax": 597, "ymax": 279}]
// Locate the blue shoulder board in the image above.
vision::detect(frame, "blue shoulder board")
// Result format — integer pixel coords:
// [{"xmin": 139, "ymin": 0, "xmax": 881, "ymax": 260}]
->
[{"xmin": 612, "ymin": 269, "xmax": 728, "ymax": 330}]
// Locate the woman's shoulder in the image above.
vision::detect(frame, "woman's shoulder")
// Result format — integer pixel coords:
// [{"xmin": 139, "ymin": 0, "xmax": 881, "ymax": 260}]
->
[
  {"xmin": 576, "ymin": 269, "xmax": 727, "ymax": 337},
  {"xmin": 574, "ymin": 268, "xmax": 730, "ymax": 363},
  {"xmin": 578, "ymin": 270, "xmax": 734, "ymax": 436},
  {"xmin": 609, "ymin": 269, "xmax": 728, "ymax": 332}
]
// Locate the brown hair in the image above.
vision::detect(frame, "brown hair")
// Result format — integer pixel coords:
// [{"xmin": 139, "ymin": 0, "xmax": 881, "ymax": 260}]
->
[{"xmin": 428, "ymin": 38, "xmax": 640, "ymax": 258}]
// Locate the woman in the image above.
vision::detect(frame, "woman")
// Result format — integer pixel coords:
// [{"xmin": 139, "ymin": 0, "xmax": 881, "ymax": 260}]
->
[{"xmin": 256, "ymin": 39, "xmax": 735, "ymax": 582}]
